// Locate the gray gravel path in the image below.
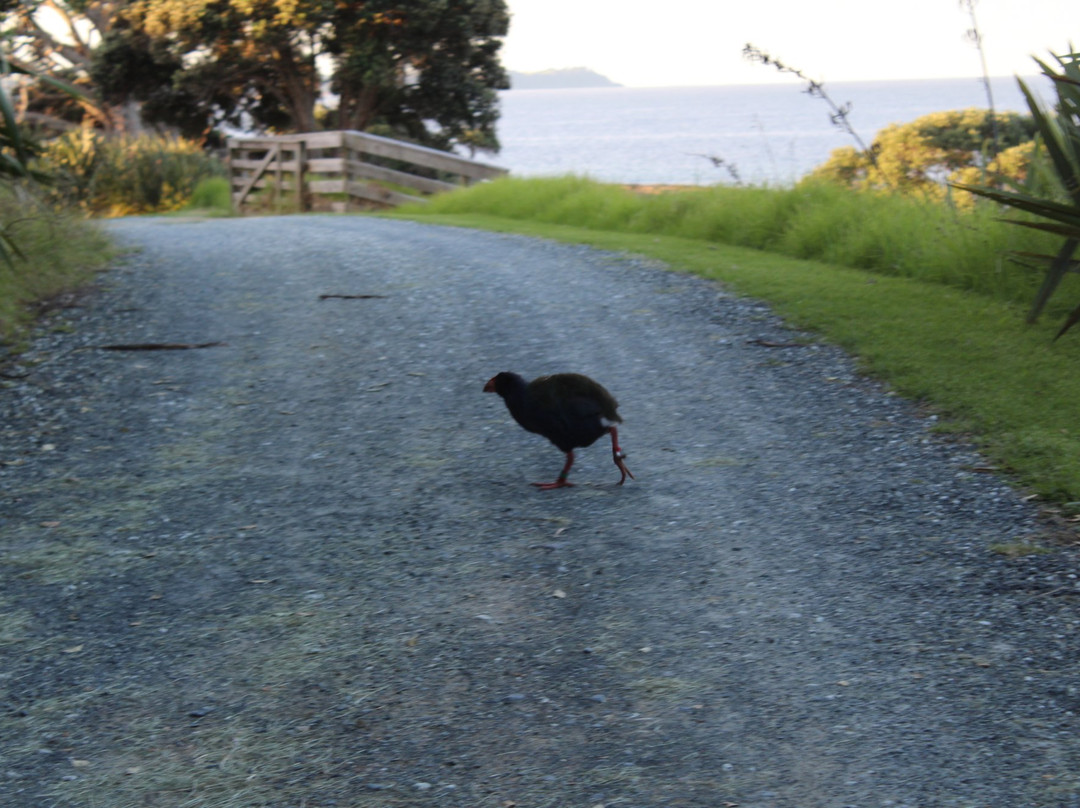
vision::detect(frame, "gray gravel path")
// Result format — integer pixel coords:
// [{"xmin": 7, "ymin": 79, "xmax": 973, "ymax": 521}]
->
[{"xmin": 2, "ymin": 214, "xmax": 1079, "ymax": 807}]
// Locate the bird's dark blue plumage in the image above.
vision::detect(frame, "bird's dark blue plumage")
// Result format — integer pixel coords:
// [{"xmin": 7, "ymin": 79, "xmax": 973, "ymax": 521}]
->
[{"xmin": 484, "ymin": 371, "xmax": 633, "ymax": 489}]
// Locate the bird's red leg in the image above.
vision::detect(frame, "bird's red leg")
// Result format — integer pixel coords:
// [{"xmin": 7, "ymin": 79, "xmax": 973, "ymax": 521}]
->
[
  {"xmin": 607, "ymin": 426, "xmax": 635, "ymax": 485},
  {"xmin": 533, "ymin": 451, "xmax": 575, "ymax": 489}
]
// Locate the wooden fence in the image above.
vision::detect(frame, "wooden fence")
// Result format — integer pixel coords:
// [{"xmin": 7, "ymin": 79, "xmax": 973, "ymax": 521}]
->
[{"xmin": 226, "ymin": 130, "xmax": 508, "ymax": 213}]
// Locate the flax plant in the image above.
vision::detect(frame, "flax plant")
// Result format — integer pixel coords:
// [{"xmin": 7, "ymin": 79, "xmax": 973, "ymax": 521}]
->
[
  {"xmin": 0, "ymin": 65, "xmax": 46, "ymax": 264},
  {"xmin": 953, "ymin": 49, "xmax": 1080, "ymax": 338}
]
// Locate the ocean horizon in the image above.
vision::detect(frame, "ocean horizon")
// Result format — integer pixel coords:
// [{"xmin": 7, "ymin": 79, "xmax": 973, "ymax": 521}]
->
[{"xmin": 492, "ymin": 75, "xmax": 1050, "ymax": 186}]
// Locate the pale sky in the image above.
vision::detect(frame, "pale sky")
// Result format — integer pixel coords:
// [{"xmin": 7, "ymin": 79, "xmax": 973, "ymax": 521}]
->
[{"xmin": 500, "ymin": 0, "xmax": 1077, "ymax": 87}]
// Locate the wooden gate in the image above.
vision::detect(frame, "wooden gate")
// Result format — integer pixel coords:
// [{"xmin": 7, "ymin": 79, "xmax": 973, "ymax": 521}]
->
[{"xmin": 227, "ymin": 130, "xmax": 507, "ymax": 213}]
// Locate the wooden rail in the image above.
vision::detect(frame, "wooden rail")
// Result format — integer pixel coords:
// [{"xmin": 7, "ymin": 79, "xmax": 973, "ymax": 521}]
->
[{"xmin": 226, "ymin": 130, "xmax": 508, "ymax": 213}]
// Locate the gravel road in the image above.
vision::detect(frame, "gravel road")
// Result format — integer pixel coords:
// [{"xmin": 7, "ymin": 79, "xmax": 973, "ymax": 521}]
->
[{"xmin": 2, "ymin": 214, "xmax": 1080, "ymax": 807}]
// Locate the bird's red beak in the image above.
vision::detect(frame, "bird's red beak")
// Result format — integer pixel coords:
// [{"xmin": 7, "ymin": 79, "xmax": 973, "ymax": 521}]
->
[{"xmin": 483, "ymin": 377, "xmax": 496, "ymax": 393}]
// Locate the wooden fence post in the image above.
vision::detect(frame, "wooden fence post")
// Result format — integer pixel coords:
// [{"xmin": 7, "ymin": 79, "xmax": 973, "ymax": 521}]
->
[
  {"xmin": 274, "ymin": 144, "xmax": 283, "ymax": 213},
  {"xmin": 296, "ymin": 139, "xmax": 307, "ymax": 212}
]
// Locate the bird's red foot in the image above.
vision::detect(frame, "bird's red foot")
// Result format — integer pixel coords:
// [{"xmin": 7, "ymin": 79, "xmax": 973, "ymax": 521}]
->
[
  {"xmin": 613, "ymin": 452, "xmax": 635, "ymax": 485},
  {"xmin": 532, "ymin": 479, "xmax": 574, "ymax": 490}
]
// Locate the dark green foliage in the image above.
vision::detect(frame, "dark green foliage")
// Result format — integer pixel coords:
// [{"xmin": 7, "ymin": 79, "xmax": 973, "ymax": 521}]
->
[
  {"xmin": 90, "ymin": 29, "xmax": 182, "ymax": 106},
  {"xmin": 108, "ymin": 0, "xmax": 509, "ymax": 152},
  {"xmin": 8, "ymin": 1, "xmax": 508, "ymax": 151},
  {"xmin": 90, "ymin": 29, "xmax": 234, "ymax": 141}
]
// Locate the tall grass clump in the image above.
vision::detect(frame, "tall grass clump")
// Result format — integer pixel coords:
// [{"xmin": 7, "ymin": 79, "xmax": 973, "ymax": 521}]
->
[
  {"xmin": 0, "ymin": 189, "xmax": 113, "ymax": 340},
  {"xmin": 426, "ymin": 175, "xmax": 629, "ymax": 224},
  {"xmin": 414, "ymin": 175, "xmax": 1069, "ymax": 310},
  {"xmin": 36, "ymin": 130, "xmax": 225, "ymax": 217},
  {"xmin": 183, "ymin": 176, "xmax": 234, "ymax": 215},
  {"xmin": 0, "ymin": 80, "xmax": 114, "ymax": 344},
  {"xmin": 771, "ymin": 182, "xmax": 1061, "ymax": 302},
  {"xmin": 641, "ymin": 184, "xmax": 798, "ymax": 248}
]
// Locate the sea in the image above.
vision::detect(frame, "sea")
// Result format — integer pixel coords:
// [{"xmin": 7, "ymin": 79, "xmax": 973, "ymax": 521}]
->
[{"xmin": 492, "ymin": 75, "xmax": 1049, "ymax": 186}]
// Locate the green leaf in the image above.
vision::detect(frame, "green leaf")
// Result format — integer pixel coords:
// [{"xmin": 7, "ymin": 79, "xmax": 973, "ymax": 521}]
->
[
  {"xmin": 1001, "ymin": 218, "xmax": 1080, "ymax": 240},
  {"xmin": 1009, "ymin": 250, "xmax": 1080, "ymax": 270},
  {"xmin": 1028, "ymin": 238, "xmax": 1079, "ymax": 323},
  {"xmin": 0, "ymin": 77, "xmax": 31, "ymax": 178},
  {"xmin": 954, "ymin": 181, "xmax": 1080, "ymax": 231},
  {"xmin": 1020, "ymin": 69, "xmax": 1080, "ymax": 204},
  {"xmin": 1055, "ymin": 296, "xmax": 1080, "ymax": 339}
]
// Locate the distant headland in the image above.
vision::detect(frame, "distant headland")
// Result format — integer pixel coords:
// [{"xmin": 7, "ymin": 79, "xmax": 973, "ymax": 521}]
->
[{"xmin": 507, "ymin": 67, "xmax": 621, "ymax": 90}]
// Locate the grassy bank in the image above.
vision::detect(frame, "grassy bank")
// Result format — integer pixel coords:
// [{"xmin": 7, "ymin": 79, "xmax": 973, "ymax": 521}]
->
[
  {"xmin": 401, "ymin": 176, "xmax": 1076, "ymax": 312},
  {"xmin": 393, "ymin": 177, "xmax": 1080, "ymax": 506},
  {"xmin": 0, "ymin": 192, "xmax": 115, "ymax": 344}
]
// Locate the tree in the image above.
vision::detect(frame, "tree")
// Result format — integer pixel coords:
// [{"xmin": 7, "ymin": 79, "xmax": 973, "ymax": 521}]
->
[
  {"xmin": 109, "ymin": 0, "xmax": 510, "ymax": 151},
  {"xmin": 89, "ymin": 26, "xmax": 228, "ymax": 141}
]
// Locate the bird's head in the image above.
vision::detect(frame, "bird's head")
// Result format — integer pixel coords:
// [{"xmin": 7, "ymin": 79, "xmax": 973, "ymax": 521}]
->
[{"xmin": 483, "ymin": 371, "xmax": 523, "ymax": 396}]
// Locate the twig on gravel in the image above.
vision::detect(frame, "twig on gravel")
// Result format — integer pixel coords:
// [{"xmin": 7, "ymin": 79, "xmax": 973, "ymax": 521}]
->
[
  {"xmin": 747, "ymin": 338, "xmax": 809, "ymax": 348},
  {"xmin": 97, "ymin": 342, "xmax": 227, "ymax": 351},
  {"xmin": 1029, "ymin": 584, "xmax": 1080, "ymax": 600},
  {"xmin": 318, "ymin": 294, "xmax": 388, "ymax": 300}
]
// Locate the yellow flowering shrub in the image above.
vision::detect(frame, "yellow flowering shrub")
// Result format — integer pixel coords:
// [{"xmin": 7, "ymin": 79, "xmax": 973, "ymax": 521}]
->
[
  {"xmin": 37, "ymin": 129, "xmax": 223, "ymax": 217},
  {"xmin": 807, "ymin": 108, "xmax": 1036, "ymax": 201}
]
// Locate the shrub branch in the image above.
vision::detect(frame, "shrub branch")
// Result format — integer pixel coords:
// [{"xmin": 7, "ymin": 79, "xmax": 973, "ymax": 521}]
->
[{"xmin": 743, "ymin": 44, "xmax": 884, "ymax": 179}]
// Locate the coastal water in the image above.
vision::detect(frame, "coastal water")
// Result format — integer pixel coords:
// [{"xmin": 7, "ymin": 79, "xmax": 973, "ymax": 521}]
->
[{"xmin": 493, "ymin": 76, "xmax": 1046, "ymax": 186}]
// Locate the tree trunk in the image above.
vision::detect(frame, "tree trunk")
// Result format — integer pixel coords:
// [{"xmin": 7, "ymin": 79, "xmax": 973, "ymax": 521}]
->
[
  {"xmin": 272, "ymin": 42, "xmax": 320, "ymax": 132},
  {"xmin": 338, "ymin": 84, "xmax": 379, "ymax": 132}
]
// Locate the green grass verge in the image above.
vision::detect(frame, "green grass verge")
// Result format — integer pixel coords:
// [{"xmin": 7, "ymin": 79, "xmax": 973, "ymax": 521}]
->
[
  {"xmin": 0, "ymin": 192, "xmax": 115, "ymax": 343},
  {"xmin": 395, "ymin": 176, "xmax": 1078, "ymax": 309},
  {"xmin": 387, "ymin": 208, "xmax": 1080, "ymax": 504}
]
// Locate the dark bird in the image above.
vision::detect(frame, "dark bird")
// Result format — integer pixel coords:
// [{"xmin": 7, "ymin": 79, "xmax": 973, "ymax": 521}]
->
[{"xmin": 483, "ymin": 371, "xmax": 635, "ymax": 489}]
